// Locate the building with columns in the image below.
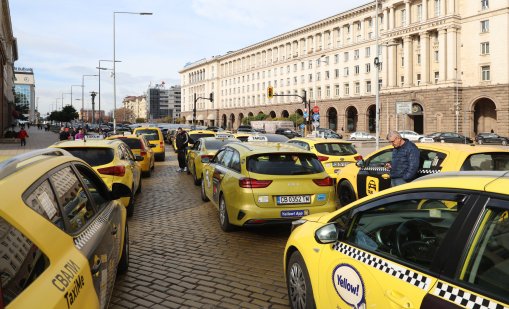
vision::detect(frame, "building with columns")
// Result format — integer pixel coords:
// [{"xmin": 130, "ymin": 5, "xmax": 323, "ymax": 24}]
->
[
  {"xmin": 123, "ymin": 95, "xmax": 148, "ymax": 121},
  {"xmin": 180, "ymin": 0, "xmax": 508, "ymax": 137}
]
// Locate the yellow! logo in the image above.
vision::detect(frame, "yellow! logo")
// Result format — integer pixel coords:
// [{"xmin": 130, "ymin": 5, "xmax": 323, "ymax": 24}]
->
[{"xmin": 366, "ymin": 177, "xmax": 379, "ymax": 195}]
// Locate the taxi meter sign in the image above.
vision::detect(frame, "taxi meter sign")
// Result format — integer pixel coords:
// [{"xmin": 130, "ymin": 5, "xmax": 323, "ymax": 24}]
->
[
  {"xmin": 312, "ymin": 105, "xmax": 320, "ymax": 113},
  {"xmin": 247, "ymin": 135, "xmax": 268, "ymax": 142}
]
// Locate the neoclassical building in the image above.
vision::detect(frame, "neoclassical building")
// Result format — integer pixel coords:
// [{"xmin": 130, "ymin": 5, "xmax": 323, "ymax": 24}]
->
[{"xmin": 180, "ymin": 0, "xmax": 508, "ymax": 137}]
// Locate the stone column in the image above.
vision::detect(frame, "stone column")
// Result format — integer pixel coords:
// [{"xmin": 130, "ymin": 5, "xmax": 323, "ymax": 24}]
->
[
  {"xmin": 420, "ymin": 32, "xmax": 430, "ymax": 84},
  {"xmin": 388, "ymin": 43, "xmax": 397, "ymax": 87},
  {"xmin": 447, "ymin": 26, "xmax": 458, "ymax": 81},
  {"xmin": 390, "ymin": 6, "xmax": 395, "ymax": 29},
  {"xmin": 422, "ymin": 0, "xmax": 428, "ymax": 21},
  {"xmin": 438, "ymin": 28, "xmax": 447, "ymax": 82},
  {"xmin": 383, "ymin": 8, "xmax": 388, "ymax": 30},
  {"xmin": 383, "ymin": 42, "xmax": 389, "ymax": 88},
  {"xmin": 448, "ymin": 0, "xmax": 455, "ymax": 14},
  {"xmin": 404, "ymin": 36, "xmax": 413, "ymax": 86},
  {"xmin": 441, "ymin": 0, "xmax": 446, "ymax": 16},
  {"xmin": 405, "ymin": 0, "xmax": 411, "ymax": 25}
]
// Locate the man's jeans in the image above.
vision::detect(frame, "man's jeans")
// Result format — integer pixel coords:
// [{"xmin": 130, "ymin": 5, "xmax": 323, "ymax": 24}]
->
[{"xmin": 391, "ymin": 177, "xmax": 407, "ymax": 187}]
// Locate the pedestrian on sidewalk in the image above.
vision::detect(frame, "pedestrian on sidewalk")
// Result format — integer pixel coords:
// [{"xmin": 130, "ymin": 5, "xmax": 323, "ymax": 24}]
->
[
  {"xmin": 18, "ymin": 127, "xmax": 29, "ymax": 146},
  {"xmin": 74, "ymin": 129, "xmax": 85, "ymax": 140},
  {"xmin": 175, "ymin": 127, "xmax": 189, "ymax": 172},
  {"xmin": 59, "ymin": 127, "xmax": 70, "ymax": 141}
]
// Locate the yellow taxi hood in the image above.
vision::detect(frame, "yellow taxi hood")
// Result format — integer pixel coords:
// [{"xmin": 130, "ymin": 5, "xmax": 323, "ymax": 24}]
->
[{"xmin": 300, "ymin": 212, "xmax": 330, "ymax": 223}]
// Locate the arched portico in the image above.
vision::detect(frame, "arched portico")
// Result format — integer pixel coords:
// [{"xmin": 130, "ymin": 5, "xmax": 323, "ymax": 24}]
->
[{"xmin": 473, "ymin": 97, "xmax": 497, "ymax": 134}]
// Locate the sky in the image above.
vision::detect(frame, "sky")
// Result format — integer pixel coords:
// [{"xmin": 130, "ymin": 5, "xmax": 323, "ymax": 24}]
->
[{"xmin": 10, "ymin": 0, "xmax": 371, "ymax": 116}]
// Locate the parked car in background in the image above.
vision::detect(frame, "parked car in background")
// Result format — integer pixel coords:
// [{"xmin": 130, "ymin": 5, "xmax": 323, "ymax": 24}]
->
[
  {"xmin": 426, "ymin": 132, "xmax": 473, "ymax": 144},
  {"xmin": 316, "ymin": 128, "xmax": 343, "ymax": 139},
  {"xmin": 275, "ymin": 128, "xmax": 302, "ymax": 139},
  {"xmin": 475, "ymin": 132, "xmax": 509, "ymax": 146},
  {"xmin": 398, "ymin": 130, "xmax": 425, "ymax": 141},
  {"xmin": 236, "ymin": 125, "xmax": 255, "ymax": 133},
  {"xmin": 347, "ymin": 131, "xmax": 376, "ymax": 140},
  {"xmin": 107, "ymin": 134, "xmax": 156, "ymax": 177},
  {"xmin": 132, "ymin": 127, "xmax": 166, "ymax": 161}
]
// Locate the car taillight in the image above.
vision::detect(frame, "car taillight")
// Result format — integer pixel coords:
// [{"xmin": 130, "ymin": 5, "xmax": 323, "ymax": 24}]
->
[
  {"xmin": 354, "ymin": 155, "xmax": 363, "ymax": 161},
  {"xmin": 140, "ymin": 148, "xmax": 147, "ymax": 156},
  {"xmin": 313, "ymin": 177, "xmax": 334, "ymax": 186},
  {"xmin": 160, "ymin": 141, "xmax": 164, "ymax": 148},
  {"xmin": 97, "ymin": 165, "xmax": 126, "ymax": 176},
  {"xmin": 239, "ymin": 178, "xmax": 272, "ymax": 188},
  {"xmin": 317, "ymin": 155, "xmax": 329, "ymax": 161}
]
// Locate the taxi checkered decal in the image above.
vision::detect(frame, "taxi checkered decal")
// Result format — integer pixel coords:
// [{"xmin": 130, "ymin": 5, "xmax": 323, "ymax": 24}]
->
[
  {"xmin": 73, "ymin": 205, "xmax": 114, "ymax": 250},
  {"xmin": 418, "ymin": 169, "xmax": 441, "ymax": 174},
  {"xmin": 332, "ymin": 242, "xmax": 432, "ymax": 290},
  {"xmin": 363, "ymin": 167, "xmax": 388, "ymax": 172},
  {"xmin": 433, "ymin": 282, "xmax": 507, "ymax": 309}
]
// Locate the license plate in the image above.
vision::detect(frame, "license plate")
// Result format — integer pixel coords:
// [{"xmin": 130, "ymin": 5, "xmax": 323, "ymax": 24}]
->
[
  {"xmin": 332, "ymin": 161, "xmax": 348, "ymax": 167},
  {"xmin": 281, "ymin": 210, "xmax": 309, "ymax": 217},
  {"xmin": 277, "ymin": 195, "xmax": 311, "ymax": 205}
]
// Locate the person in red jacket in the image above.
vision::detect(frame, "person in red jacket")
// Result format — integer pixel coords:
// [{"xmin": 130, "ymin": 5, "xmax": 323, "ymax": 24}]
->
[{"xmin": 18, "ymin": 127, "xmax": 29, "ymax": 146}]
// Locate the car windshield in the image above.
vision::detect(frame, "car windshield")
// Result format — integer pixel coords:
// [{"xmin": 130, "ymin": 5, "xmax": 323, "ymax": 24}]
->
[
  {"xmin": 315, "ymin": 143, "xmax": 357, "ymax": 156},
  {"xmin": 63, "ymin": 148, "xmax": 115, "ymax": 166},
  {"xmin": 204, "ymin": 139, "xmax": 237, "ymax": 149},
  {"xmin": 263, "ymin": 134, "xmax": 290, "ymax": 142},
  {"xmin": 136, "ymin": 129, "xmax": 159, "ymax": 141},
  {"xmin": 189, "ymin": 133, "xmax": 215, "ymax": 144},
  {"xmin": 247, "ymin": 153, "xmax": 324, "ymax": 175},
  {"xmin": 460, "ymin": 153, "xmax": 509, "ymax": 171},
  {"xmin": 113, "ymin": 138, "xmax": 142, "ymax": 149}
]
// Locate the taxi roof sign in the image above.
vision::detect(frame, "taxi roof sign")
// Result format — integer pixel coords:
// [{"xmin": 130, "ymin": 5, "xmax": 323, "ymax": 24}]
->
[
  {"xmin": 84, "ymin": 134, "xmax": 105, "ymax": 140},
  {"xmin": 247, "ymin": 135, "xmax": 268, "ymax": 142},
  {"xmin": 216, "ymin": 133, "xmax": 233, "ymax": 139}
]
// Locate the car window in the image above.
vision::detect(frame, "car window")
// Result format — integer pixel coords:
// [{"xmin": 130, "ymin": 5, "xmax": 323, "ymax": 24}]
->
[
  {"xmin": 315, "ymin": 143, "xmax": 356, "ymax": 156},
  {"xmin": 75, "ymin": 164, "xmax": 109, "ymax": 209},
  {"xmin": 345, "ymin": 196, "xmax": 461, "ymax": 270},
  {"xmin": 366, "ymin": 150, "xmax": 393, "ymax": 167},
  {"xmin": 229, "ymin": 150, "xmax": 241, "ymax": 172},
  {"xmin": 24, "ymin": 179, "xmax": 64, "ymax": 230},
  {"xmin": 461, "ymin": 153, "xmax": 509, "ymax": 171},
  {"xmin": 50, "ymin": 167, "xmax": 96, "ymax": 233},
  {"xmin": 419, "ymin": 150, "xmax": 446, "ymax": 170},
  {"xmin": 63, "ymin": 147, "xmax": 114, "ymax": 166},
  {"xmin": 135, "ymin": 129, "xmax": 160, "ymax": 141},
  {"xmin": 219, "ymin": 149, "xmax": 234, "ymax": 167},
  {"xmin": 117, "ymin": 138, "xmax": 142, "ymax": 150},
  {"xmin": 193, "ymin": 140, "xmax": 201, "ymax": 150},
  {"xmin": 0, "ymin": 216, "xmax": 50, "ymax": 306},
  {"xmin": 459, "ymin": 204, "xmax": 509, "ymax": 303},
  {"xmin": 247, "ymin": 153, "xmax": 324, "ymax": 175},
  {"xmin": 121, "ymin": 144, "xmax": 135, "ymax": 161},
  {"xmin": 204, "ymin": 139, "xmax": 236, "ymax": 150},
  {"xmin": 213, "ymin": 149, "xmax": 226, "ymax": 164},
  {"xmin": 189, "ymin": 133, "xmax": 215, "ymax": 144}
]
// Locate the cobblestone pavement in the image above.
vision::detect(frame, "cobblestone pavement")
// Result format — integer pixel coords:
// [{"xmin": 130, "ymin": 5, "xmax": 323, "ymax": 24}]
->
[{"xmin": 109, "ymin": 146, "xmax": 292, "ymax": 309}]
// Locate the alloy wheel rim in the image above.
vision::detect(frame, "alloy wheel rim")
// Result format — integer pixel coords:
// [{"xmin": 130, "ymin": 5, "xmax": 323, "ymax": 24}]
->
[
  {"xmin": 219, "ymin": 199, "xmax": 225, "ymax": 224},
  {"xmin": 289, "ymin": 263, "xmax": 307, "ymax": 309}
]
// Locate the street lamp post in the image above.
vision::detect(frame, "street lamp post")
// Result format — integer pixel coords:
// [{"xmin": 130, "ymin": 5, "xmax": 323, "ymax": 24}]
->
[
  {"xmin": 90, "ymin": 91, "xmax": 97, "ymax": 125},
  {"xmin": 98, "ymin": 59, "xmax": 121, "ymax": 125},
  {"xmin": 81, "ymin": 74, "xmax": 98, "ymax": 122},
  {"xmin": 374, "ymin": 0, "xmax": 381, "ymax": 150},
  {"xmin": 113, "ymin": 11, "xmax": 152, "ymax": 133}
]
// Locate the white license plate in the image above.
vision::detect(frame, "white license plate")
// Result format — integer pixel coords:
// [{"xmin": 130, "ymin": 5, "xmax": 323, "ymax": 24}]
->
[
  {"xmin": 332, "ymin": 162, "xmax": 348, "ymax": 167},
  {"xmin": 277, "ymin": 195, "xmax": 311, "ymax": 205}
]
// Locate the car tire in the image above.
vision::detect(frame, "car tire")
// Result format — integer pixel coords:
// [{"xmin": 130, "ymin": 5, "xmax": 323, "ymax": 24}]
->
[
  {"xmin": 286, "ymin": 251, "xmax": 316, "ymax": 309},
  {"xmin": 337, "ymin": 181, "xmax": 356, "ymax": 208},
  {"xmin": 219, "ymin": 195, "xmax": 234, "ymax": 232},
  {"xmin": 117, "ymin": 223, "xmax": 129, "ymax": 274},
  {"xmin": 201, "ymin": 177, "xmax": 209, "ymax": 202},
  {"xmin": 193, "ymin": 165, "xmax": 201, "ymax": 186},
  {"xmin": 478, "ymin": 139, "xmax": 483, "ymax": 145}
]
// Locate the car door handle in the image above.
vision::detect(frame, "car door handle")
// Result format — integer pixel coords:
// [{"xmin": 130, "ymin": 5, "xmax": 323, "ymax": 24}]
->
[
  {"xmin": 381, "ymin": 173, "xmax": 390, "ymax": 179},
  {"xmin": 385, "ymin": 289, "xmax": 413, "ymax": 308},
  {"xmin": 111, "ymin": 226, "xmax": 118, "ymax": 235},
  {"xmin": 91, "ymin": 259, "xmax": 102, "ymax": 275}
]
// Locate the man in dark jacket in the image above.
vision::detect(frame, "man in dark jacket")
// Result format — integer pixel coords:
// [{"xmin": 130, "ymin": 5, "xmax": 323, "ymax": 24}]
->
[
  {"xmin": 385, "ymin": 131, "xmax": 420, "ymax": 187},
  {"xmin": 175, "ymin": 127, "xmax": 190, "ymax": 172}
]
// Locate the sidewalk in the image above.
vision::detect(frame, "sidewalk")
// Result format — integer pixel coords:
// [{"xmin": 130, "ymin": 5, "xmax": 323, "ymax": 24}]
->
[{"xmin": 0, "ymin": 127, "xmax": 59, "ymax": 157}]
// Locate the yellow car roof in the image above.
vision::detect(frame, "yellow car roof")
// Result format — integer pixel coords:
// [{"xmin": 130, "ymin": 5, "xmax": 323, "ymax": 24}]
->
[
  {"xmin": 291, "ymin": 137, "xmax": 352, "ymax": 144},
  {"xmin": 52, "ymin": 139, "xmax": 123, "ymax": 148},
  {"xmin": 231, "ymin": 142, "xmax": 313, "ymax": 154},
  {"xmin": 189, "ymin": 130, "xmax": 216, "ymax": 134},
  {"xmin": 369, "ymin": 143, "xmax": 508, "ymax": 158}
]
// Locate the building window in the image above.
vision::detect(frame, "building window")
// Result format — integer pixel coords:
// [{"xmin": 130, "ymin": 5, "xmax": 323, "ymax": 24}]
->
[
  {"xmin": 366, "ymin": 81, "xmax": 372, "ymax": 93},
  {"xmin": 326, "ymin": 86, "xmax": 330, "ymax": 98},
  {"xmin": 434, "ymin": 0, "xmax": 441, "ymax": 16},
  {"xmin": 401, "ymin": 76, "xmax": 405, "ymax": 86},
  {"xmin": 481, "ymin": 20, "xmax": 490, "ymax": 33},
  {"xmin": 325, "ymin": 71, "xmax": 330, "ymax": 80},
  {"xmin": 344, "ymin": 67, "xmax": 349, "ymax": 76},
  {"xmin": 354, "ymin": 49, "xmax": 359, "ymax": 59},
  {"xmin": 344, "ymin": 52, "xmax": 349, "ymax": 62},
  {"xmin": 294, "ymin": 64, "xmax": 298, "ymax": 72},
  {"xmin": 378, "ymin": 79, "xmax": 382, "ymax": 90},
  {"xmin": 417, "ymin": 54, "xmax": 421, "ymax": 64},
  {"xmin": 401, "ymin": 9, "xmax": 406, "ymax": 26},
  {"xmin": 354, "ymin": 82, "xmax": 360, "ymax": 94},
  {"xmin": 354, "ymin": 65, "xmax": 360, "ymax": 75},
  {"xmin": 344, "ymin": 83, "xmax": 350, "ymax": 95},
  {"xmin": 316, "ymin": 72, "xmax": 321, "ymax": 81},
  {"xmin": 317, "ymin": 87, "xmax": 322, "ymax": 99},
  {"xmin": 434, "ymin": 51, "xmax": 439, "ymax": 62},
  {"xmin": 301, "ymin": 75, "xmax": 305, "ymax": 84},
  {"xmin": 309, "ymin": 88, "xmax": 314, "ymax": 99},
  {"xmin": 481, "ymin": 0, "xmax": 489, "ymax": 10},
  {"xmin": 416, "ymin": 73, "xmax": 421, "ymax": 85},
  {"xmin": 481, "ymin": 42, "xmax": 490, "ymax": 55},
  {"xmin": 481, "ymin": 65, "xmax": 490, "ymax": 81},
  {"xmin": 434, "ymin": 72, "xmax": 439, "ymax": 84},
  {"xmin": 366, "ymin": 63, "xmax": 371, "ymax": 73},
  {"xmin": 334, "ymin": 54, "xmax": 339, "ymax": 64},
  {"xmin": 308, "ymin": 60, "xmax": 313, "ymax": 69},
  {"xmin": 335, "ymin": 84, "xmax": 340, "ymax": 97},
  {"xmin": 417, "ymin": 4, "xmax": 423, "ymax": 21},
  {"xmin": 308, "ymin": 74, "xmax": 313, "ymax": 82},
  {"xmin": 365, "ymin": 47, "xmax": 370, "ymax": 58},
  {"xmin": 301, "ymin": 62, "xmax": 305, "ymax": 70},
  {"xmin": 335, "ymin": 69, "xmax": 340, "ymax": 78}
]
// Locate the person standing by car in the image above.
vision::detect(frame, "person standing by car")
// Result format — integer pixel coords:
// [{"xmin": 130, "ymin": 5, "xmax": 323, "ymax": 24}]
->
[
  {"xmin": 175, "ymin": 127, "xmax": 190, "ymax": 172},
  {"xmin": 385, "ymin": 131, "xmax": 420, "ymax": 187}
]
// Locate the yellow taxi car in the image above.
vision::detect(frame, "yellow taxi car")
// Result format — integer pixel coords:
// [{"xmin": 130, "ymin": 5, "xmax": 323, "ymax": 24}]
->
[
  {"xmin": 284, "ymin": 171, "xmax": 509, "ymax": 309},
  {"xmin": 232, "ymin": 132, "xmax": 254, "ymax": 142},
  {"xmin": 107, "ymin": 134, "xmax": 155, "ymax": 177},
  {"xmin": 187, "ymin": 129, "xmax": 216, "ymax": 148},
  {"xmin": 336, "ymin": 143, "xmax": 509, "ymax": 207},
  {"xmin": 52, "ymin": 138, "xmax": 143, "ymax": 217},
  {"xmin": 132, "ymin": 127, "xmax": 165, "ymax": 161},
  {"xmin": 0, "ymin": 148, "xmax": 130, "ymax": 308},
  {"xmin": 186, "ymin": 134, "xmax": 238, "ymax": 185},
  {"xmin": 287, "ymin": 137, "xmax": 362, "ymax": 181},
  {"xmin": 200, "ymin": 142, "xmax": 336, "ymax": 231}
]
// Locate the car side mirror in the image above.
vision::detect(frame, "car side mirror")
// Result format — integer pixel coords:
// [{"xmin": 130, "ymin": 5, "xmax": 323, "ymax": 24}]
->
[
  {"xmin": 135, "ymin": 155, "xmax": 144, "ymax": 161},
  {"xmin": 111, "ymin": 183, "xmax": 132, "ymax": 200},
  {"xmin": 314, "ymin": 223, "xmax": 343, "ymax": 244},
  {"xmin": 355, "ymin": 159, "xmax": 365, "ymax": 167}
]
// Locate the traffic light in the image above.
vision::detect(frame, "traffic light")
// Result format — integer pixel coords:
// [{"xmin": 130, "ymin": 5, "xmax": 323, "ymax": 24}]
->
[
  {"xmin": 209, "ymin": 92, "xmax": 214, "ymax": 102},
  {"xmin": 267, "ymin": 86, "xmax": 274, "ymax": 99}
]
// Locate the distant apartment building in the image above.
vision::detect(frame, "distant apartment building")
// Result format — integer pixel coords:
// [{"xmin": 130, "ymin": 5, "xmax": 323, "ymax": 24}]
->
[
  {"xmin": 180, "ymin": 0, "xmax": 509, "ymax": 137},
  {"xmin": 14, "ymin": 67, "xmax": 36, "ymax": 122},
  {"xmin": 1, "ymin": 0, "xmax": 18, "ymax": 137},
  {"xmin": 146, "ymin": 84, "xmax": 181, "ymax": 121},
  {"xmin": 123, "ymin": 95, "xmax": 147, "ymax": 121}
]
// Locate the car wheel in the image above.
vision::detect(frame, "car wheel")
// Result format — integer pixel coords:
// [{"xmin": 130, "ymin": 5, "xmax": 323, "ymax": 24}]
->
[
  {"xmin": 193, "ymin": 165, "xmax": 201, "ymax": 186},
  {"xmin": 200, "ymin": 177, "xmax": 209, "ymax": 202},
  {"xmin": 478, "ymin": 139, "xmax": 483, "ymax": 145},
  {"xmin": 117, "ymin": 222, "xmax": 129, "ymax": 274},
  {"xmin": 440, "ymin": 139, "xmax": 445, "ymax": 143},
  {"xmin": 126, "ymin": 184, "xmax": 135, "ymax": 218},
  {"xmin": 337, "ymin": 181, "xmax": 356, "ymax": 208},
  {"xmin": 286, "ymin": 251, "xmax": 316, "ymax": 309},
  {"xmin": 502, "ymin": 140, "xmax": 507, "ymax": 146},
  {"xmin": 219, "ymin": 195, "xmax": 233, "ymax": 232}
]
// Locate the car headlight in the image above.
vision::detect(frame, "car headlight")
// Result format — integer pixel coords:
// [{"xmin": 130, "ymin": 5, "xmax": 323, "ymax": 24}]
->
[{"xmin": 291, "ymin": 219, "xmax": 307, "ymax": 231}]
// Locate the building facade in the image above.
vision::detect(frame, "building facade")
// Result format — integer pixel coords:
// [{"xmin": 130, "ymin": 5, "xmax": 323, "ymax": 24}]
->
[
  {"xmin": 146, "ymin": 84, "xmax": 181, "ymax": 121},
  {"xmin": 180, "ymin": 0, "xmax": 509, "ymax": 138},
  {"xmin": 14, "ymin": 67, "xmax": 35, "ymax": 122},
  {"xmin": 123, "ymin": 95, "xmax": 148, "ymax": 121},
  {"xmin": 1, "ymin": 0, "xmax": 18, "ymax": 137}
]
